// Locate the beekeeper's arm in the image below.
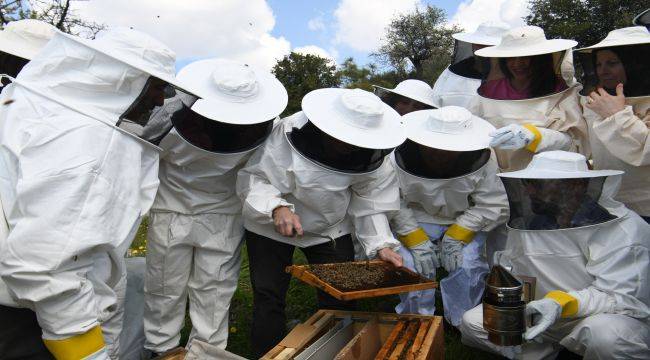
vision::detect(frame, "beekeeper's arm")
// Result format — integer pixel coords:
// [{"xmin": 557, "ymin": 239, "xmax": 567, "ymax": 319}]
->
[
  {"xmin": 236, "ymin": 132, "xmax": 295, "ymax": 226},
  {"xmin": 450, "ymin": 159, "xmax": 509, "ymax": 243},
  {"xmin": 591, "ymin": 106, "xmax": 650, "ymax": 167},
  {"xmin": 349, "ymin": 161, "xmax": 402, "ymax": 259},
  {"xmin": 0, "ymin": 164, "xmax": 114, "ymax": 358}
]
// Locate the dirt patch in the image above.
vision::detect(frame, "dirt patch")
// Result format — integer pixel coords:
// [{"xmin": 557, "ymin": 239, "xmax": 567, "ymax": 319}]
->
[{"xmin": 308, "ymin": 262, "xmax": 423, "ymax": 292}]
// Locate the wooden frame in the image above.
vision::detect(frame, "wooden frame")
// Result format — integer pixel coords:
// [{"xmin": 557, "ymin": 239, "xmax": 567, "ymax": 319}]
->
[
  {"xmin": 262, "ymin": 310, "xmax": 444, "ymax": 360},
  {"xmin": 285, "ymin": 260, "xmax": 437, "ymax": 301}
]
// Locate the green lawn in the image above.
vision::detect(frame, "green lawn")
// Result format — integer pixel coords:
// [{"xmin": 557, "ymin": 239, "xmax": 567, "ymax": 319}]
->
[{"xmin": 131, "ymin": 219, "xmax": 499, "ymax": 359}]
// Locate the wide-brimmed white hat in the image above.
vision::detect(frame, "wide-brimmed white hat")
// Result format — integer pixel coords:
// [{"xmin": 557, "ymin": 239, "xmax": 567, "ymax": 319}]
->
[
  {"xmin": 475, "ymin": 26, "xmax": 577, "ymax": 58},
  {"xmin": 60, "ymin": 28, "xmax": 201, "ymax": 98},
  {"xmin": 498, "ymin": 151, "xmax": 623, "ymax": 179},
  {"xmin": 452, "ymin": 21, "xmax": 510, "ymax": 46},
  {"xmin": 177, "ymin": 58, "xmax": 288, "ymax": 124},
  {"xmin": 402, "ymin": 106, "xmax": 495, "ymax": 152},
  {"xmin": 373, "ymin": 79, "xmax": 437, "ymax": 108},
  {"xmin": 302, "ymin": 88, "xmax": 406, "ymax": 149},
  {"xmin": 0, "ymin": 19, "xmax": 56, "ymax": 60},
  {"xmin": 576, "ymin": 26, "xmax": 650, "ymax": 53}
]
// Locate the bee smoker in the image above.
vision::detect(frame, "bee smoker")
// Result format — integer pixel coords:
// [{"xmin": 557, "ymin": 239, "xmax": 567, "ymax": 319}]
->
[{"xmin": 482, "ymin": 265, "xmax": 526, "ymax": 346}]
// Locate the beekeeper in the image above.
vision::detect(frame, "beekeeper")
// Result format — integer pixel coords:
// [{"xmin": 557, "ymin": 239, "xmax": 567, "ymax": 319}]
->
[
  {"xmin": 236, "ymin": 88, "xmax": 405, "ymax": 358},
  {"xmin": 0, "ymin": 19, "xmax": 55, "ymax": 81},
  {"xmin": 432, "ymin": 21, "xmax": 510, "ymax": 108},
  {"xmin": 575, "ymin": 26, "xmax": 650, "ymax": 223},
  {"xmin": 473, "ymin": 26, "xmax": 589, "ymax": 172},
  {"xmin": 143, "ymin": 59, "xmax": 287, "ymax": 355},
  {"xmin": 373, "ymin": 79, "xmax": 437, "ymax": 115},
  {"xmin": 390, "ymin": 106, "xmax": 508, "ymax": 326},
  {"xmin": 460, "ymin": 151, "xmax": 650, "ymax": 359},
  {"xmin": 0, "ymin": 28, "xmax": 202, "ymax": 360}
]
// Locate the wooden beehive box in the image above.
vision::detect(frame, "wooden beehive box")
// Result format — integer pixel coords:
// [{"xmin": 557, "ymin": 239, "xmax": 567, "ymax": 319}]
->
[
  {"xmin": 262, "ymin": 310, "xmax": 444, "ymax": 360},
  {"xmin": 286, "ymin": 260, "xmax": 437, "ymax": 301}
]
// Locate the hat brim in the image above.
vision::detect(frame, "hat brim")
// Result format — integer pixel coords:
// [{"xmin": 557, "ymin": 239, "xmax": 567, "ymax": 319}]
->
[
  {"xmin": 179, "ymin": 59, "xmax": 288, "ymax": 125},
  {"xmin": 372, "ymin": 85, "xmax": 437, "ymax": 108},
  {"xmin": 452, "ymin": 32, "xmax": 502, "ymax": 46},
  {"xmin": 475, "ymin": 39, "xmax": 577, "ymax": 58},
  {"xmin": 59, "ymin": 32, "xmax": 202, "ymax": 99},
  {"xmin": 403, "ymin": 110, "xmax": 496, "ymax": 152},
  {"xmin": 0, "ymin": 31, "xmax": 42, "ymax": 60},
  {"xmin": 498, "ymin": 168, "xmax": 623, "ymax": 179},
  {"xmin": 576, "ymin": 38, "xmax": 650, "ymax": 52},
  {"xmin": 302, "ymin": 88, "xmax": 406, "ymax": 149}
]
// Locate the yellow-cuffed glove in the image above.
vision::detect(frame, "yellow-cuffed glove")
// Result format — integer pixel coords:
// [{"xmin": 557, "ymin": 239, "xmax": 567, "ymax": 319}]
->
[
  {"xmin": 441, "ymin": 224, "xmax": 476, "ymax": 272},
  {"xmin": 43, "ymin": 325, "xmax": 107, "ymax": 360},
  {"xmin": 524, "ymin": 291, "xmax": 578, "ymax": 341},
  {"xmin": 398, "ymin": 228, "xmax": 437, "ymax": 277},
  {"xmin": 489, "ymin": 124, "xmax": 541, "ymax": 152}
]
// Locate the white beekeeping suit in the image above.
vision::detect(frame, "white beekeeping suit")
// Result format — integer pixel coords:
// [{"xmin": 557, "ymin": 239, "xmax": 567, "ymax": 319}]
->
[
  {"xmin": 236, "ymin": 88, "xmax": 406, "ymax": 357},
  {"xmin": 0, "ymin": 29, "xmax": 203, "ymax": 360},
  {"xmin": 389, "ymin": 106, "xmax": 508, "ymax": 325},
  {"xmin": 460, "ymin": 151, "xmax": 650, "ymax": 359},
  {"xmin": 473, "ymin": 26, "xmax": 589, "ymax": 172},
  {"xmin": 432, "ymin": 21, "xmax": 510, "ymax": 109},
  {"xmin": 575, "ymin": 26, "xmax": 650, "ymax": 220},
  {"xmin": 143, "ymin": 59, "xmax": 287, "ymax": 354},
  {"xmin": 0, "ymin": 19, "xmax": 55, "ymax": 79}
]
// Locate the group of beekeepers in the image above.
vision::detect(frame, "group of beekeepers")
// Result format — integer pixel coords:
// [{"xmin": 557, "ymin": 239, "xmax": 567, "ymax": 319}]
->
[{"xmin": 0, "ymin": 8, "xmax": 648, "ymax": 360}]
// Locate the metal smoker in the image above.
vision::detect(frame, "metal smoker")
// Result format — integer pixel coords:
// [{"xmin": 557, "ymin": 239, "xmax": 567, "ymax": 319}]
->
[{"xmin": 483, "ymin": 265, "xmax": 526, "ymax": 346}]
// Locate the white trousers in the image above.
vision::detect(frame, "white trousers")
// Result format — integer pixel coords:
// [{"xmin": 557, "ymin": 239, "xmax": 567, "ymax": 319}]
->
[
  {"xmin": 460, "ymin": 304, "xmax": 650, "ymax": 359},
  {"xmin": 143, "ymin": 212, "xmax": 243, "ymax": 352}
]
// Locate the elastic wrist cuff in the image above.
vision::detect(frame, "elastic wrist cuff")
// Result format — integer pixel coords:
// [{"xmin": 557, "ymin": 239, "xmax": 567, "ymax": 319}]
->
[
  {"xmin": 43, "ymin": 325, "xmax": 105, "ymax": 360},
  {"xmin": 545, "ymin": 290, "xmax": 579, "ymax": 318},
  {"xmin": 523, "ymin": 123, "xmax": 542, "ymax": 153},
  {"xmin": 445, "ymin": 224, "xmax": 475, "ymax": 244},
  {"xmin": 398, "ymin": 228, "xmax": 429, "ymax": 248}
]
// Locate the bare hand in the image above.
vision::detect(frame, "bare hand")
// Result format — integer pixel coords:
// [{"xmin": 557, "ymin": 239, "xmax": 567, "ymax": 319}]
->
[
  {"xmin": 585, "ymin": 83, "xmax": 626, "ymax": 119},
  {"xmin": 377, "ymin": 247, "xmax": 403, "ymax": 268},
  {"xmin": 272, "ymin": 206, "xmax": 303, "ymax": 237}
]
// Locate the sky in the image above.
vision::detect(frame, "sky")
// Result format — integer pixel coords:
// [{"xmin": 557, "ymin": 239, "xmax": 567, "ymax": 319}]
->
[{"xmin": 68, "ymin": 0, "xmax": 531, "ymax": 71}]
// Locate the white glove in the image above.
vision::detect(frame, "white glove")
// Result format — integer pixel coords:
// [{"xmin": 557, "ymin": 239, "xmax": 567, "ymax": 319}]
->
[
  {"xmin": 489, "ymin": 124, "xmax": 536, "ymax": 150},
  {"xmin": 441, "ymin": 234, "xmax": 464, "ymax": 272},
  {"xmin": 409, "ymin": 240, "xmax": 437, "ymax": 278},
  {"xmin": 524, "ymin": 298, "xmax": 562, "ymax": 341}
]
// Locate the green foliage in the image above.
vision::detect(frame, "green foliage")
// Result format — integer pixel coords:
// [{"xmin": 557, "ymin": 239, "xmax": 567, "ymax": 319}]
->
[
  {"xmin": 272, "ymin": 52, "xmax": 341, "ymax": 117},
  {"xmin": 373, "ymin": 5, "xmax": 461, "ymax": 81},
  {"xmin": 337, "ymin": 57, "xmax": 409, "ymax": 90},
  {"xmin": 526, "ymin": 0, "xmax": 647, "ymax": 47}
]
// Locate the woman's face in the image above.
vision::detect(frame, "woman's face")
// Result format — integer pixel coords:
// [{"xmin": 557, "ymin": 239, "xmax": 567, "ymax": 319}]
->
[
  {"xmin": 595, "ymin": 50, "xmax": 626, "ymax": 90},
  {"xmin": 505, "ymin": 56, "xmax": 532, "ymax": 81}
]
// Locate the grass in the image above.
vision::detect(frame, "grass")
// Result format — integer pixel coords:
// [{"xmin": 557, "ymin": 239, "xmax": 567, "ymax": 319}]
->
[{"xmin": 130, "ymin": 219, "xmax": 499, "ymax": 359}]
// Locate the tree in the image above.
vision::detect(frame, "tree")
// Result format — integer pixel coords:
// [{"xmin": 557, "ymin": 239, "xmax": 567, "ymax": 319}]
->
[
  {"xmin": 0, "ymin": 0, "xmax": 105, "ymax": 38},
  {"xmin": 272, "ymin": 52, "xmax": 340, "ymax": 117},
  {"xmin": 373, "ymin": 5, "xmax": 460, "ymax": 81},
  {"xmin": 526, "ymin": 0, "xmax": 647, "ymax": 47}
]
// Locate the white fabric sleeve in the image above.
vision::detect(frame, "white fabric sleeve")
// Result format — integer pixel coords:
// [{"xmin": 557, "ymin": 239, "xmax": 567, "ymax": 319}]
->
[
  {"xmin": 236, "ymin": 137, "xmax": 294, "ymax": 225},
  {"xmin": 387, "ymin": 197, "xmax": 420, "ymax": 236},
  {"xmin": 0, "ymin": 172, "xmax": 113, "ymax": 338},
  {"xmin": 592, "ymin": 106, "xmax": 650, "ymax": 167},
  {"xmin": 348, "ymin": 162, "xmax": 401, "ymax": 258},
  {"xmin": 569, "ymin": 245, "xmax": 650, "ymax": 319},
  {"xmin": 536, "ymin": 127, "xmax": 573, "ymax": 153},
  {"xmin": 455, "ymin": 159, "xmax": 509, "ymax": 232}
]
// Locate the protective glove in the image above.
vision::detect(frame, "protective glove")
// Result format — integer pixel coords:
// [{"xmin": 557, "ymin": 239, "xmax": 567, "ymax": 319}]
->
[
  {"xmin": 409, "ymin": 240, "xmax": 437, "ymax": 278},
  {"xmin": 397, "ymin": 228, "xmax": 437, "ymax": 277},
  {"xmin": 441, "ymin": 234, "xmax": 464, "ymax": 272},
  {"xmin": 524, "ymin": 298, "xmax": 562, "ymax": 341},
  {"xmin": 489, "ymin": 124, "xmax": 539, "ymax": 150}
]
